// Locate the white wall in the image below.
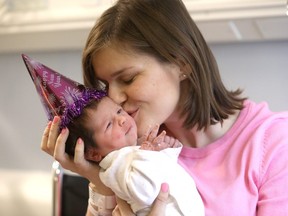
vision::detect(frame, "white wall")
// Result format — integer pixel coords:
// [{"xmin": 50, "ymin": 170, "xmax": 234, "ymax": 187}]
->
[
  {"xmin": 0, "ymin": 51, "xmax": 83, "ymax": 216},
  {"xmin": 0, "ymin": 51, "xmax": 83, "ymax": 171},
  {"xmin": 0, "ymin": 39, "xmax": 287, "ymax": 216},
  {"xmin": 0, "ymin": 41, "xmax": 288, "ymax": 171},
  {"xmin": 212, "ymin": 41, "xmax": 288, "ymax": 112}
]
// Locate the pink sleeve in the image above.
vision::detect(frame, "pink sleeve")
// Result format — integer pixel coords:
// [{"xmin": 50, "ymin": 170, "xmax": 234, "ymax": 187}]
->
[{"xmin": 257, "ymin": 119, "xmax": 288, "ymax": 215}]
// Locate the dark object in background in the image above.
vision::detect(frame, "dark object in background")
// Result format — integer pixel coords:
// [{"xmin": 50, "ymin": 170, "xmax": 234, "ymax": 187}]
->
[{"xmin": 52, "ymin": 161, "xmax": 89, "ymax": 216}]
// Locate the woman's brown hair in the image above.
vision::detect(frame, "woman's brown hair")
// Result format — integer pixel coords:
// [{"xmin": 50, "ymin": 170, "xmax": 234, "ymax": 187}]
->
[{"xmin": 82, "ymin": 0, "xmax": 245, "ymax": 130}]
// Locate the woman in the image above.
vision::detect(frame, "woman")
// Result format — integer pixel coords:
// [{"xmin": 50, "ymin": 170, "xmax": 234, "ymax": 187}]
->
[{"xmin": 42, "ymin": 0, "xmax": 288, "ymax": 215}]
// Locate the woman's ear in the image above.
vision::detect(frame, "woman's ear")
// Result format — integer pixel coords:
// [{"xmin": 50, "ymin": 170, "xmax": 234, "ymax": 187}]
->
[
  {"xmin": 85, "ymin": 147, "xmax": 103, "ymax": 162},
  {"xmin": 177, "ymin": 59, "xmax": 190, "ymax": 81},
  {"xmin": 179, "ymin": 73, "xmax": 187, "ymax": 81}
]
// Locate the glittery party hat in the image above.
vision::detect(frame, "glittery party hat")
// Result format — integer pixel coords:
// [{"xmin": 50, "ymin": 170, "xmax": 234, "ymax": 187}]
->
[{"xmin": 22, "ymin": 54, "xmax": 107, "ymax": 129}]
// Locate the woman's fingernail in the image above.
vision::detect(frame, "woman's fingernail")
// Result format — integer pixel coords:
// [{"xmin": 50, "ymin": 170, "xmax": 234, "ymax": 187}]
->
[
  {"xmin": 61, "ymin": 128, "xmax": 66, "ymax": 134},
  {"xmin": 47, "ymin": 121, "xmax": 52, "ymax": 128},
  {"xmin": 77, "ymin": 138, "xmax": 83, "ymax": 145},
  {"xmin": 161, "ymin": 183, "xmax": 169, "ymax": 192},
  {"xmin": 53, "ymin": 116, "xmax": 59, "ymax": 123}
]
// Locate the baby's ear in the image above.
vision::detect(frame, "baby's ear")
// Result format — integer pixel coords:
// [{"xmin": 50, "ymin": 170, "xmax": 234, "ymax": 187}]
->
[{"xmin": 85, "ymin": 147, "xmax": 102, "ymax": 162}]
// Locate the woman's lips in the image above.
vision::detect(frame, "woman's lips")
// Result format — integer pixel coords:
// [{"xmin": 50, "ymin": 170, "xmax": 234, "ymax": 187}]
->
[{"xmin": 128, "ymin": 108, "xmax": 139, "ymax": 119}]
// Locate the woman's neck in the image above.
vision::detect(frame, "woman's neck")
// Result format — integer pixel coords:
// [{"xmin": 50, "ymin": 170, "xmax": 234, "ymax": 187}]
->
[{"xmin": 163, "ymin": 110, "xmax": 240, "ymax": 148}]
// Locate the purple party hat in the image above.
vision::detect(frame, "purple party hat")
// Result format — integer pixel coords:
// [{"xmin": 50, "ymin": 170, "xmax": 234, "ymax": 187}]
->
[{"xmin": 22, "ymin": 54, "xmax": 107, "ymax": 129}]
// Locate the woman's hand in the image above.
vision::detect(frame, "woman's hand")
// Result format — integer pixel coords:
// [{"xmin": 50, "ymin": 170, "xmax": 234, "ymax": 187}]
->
[
  {"xmin": 113, "ymin": 183, "xmax": 169, "ymax": 216},
  {"xmin": 41, "ymin": 116, "xmax": 92, "ymax": 176},
  {"xmin": 41, "ymin": 116, "xmax": 112, "ymax": 194},
  {"xmin": 149, "ymin": 183, "xmax": 170, "ymax": 215}
]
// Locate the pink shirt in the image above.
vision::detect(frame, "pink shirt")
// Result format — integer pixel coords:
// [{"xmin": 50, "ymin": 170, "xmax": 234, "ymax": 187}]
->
[{"xmin": 179, "ymin": 100, "xmax": 288, "ymax": 216}]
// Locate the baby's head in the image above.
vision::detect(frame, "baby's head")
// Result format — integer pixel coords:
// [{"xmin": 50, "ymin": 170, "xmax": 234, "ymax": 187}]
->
[{"xmin": 66, "ymin": 96, "xmax": 138, "ymax": 162}]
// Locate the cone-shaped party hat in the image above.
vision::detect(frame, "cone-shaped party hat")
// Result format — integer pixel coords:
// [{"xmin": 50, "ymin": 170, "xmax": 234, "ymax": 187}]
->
[{"xmin": 22, "ymin": 54, "xmax": 107, "ymax": 129}]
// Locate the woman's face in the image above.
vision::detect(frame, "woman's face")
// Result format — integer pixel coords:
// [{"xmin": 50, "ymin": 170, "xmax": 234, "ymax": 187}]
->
[{"xmin": 92, "ymin": 46, "xmax": 182, "ymax": 137}]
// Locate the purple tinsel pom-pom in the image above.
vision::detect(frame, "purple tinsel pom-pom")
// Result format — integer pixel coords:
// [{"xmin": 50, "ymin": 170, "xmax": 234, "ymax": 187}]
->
[{"xmin": 60, "ymin": 87, "xmax": 107, "ymax": 129}]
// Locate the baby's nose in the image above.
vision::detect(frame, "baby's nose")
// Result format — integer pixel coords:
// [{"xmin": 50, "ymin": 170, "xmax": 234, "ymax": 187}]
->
[{"xmin": 118, "ymin": 116, "xmax": 126, "ymax": 126}]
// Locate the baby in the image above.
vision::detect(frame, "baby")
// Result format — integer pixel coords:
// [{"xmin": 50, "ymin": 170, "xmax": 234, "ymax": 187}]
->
[
  {"xmin": 65, "ymin": 96, "xmax": 204, "ymax": 216},
  {"xmin": 65, "ymin": 95, "xmax": 179, "ymax": 160}
]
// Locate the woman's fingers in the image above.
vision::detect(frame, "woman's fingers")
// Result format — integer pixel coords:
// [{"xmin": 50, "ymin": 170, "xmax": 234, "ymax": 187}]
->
[
  {"xmin": 53, "ymin": 127, "xmax": 74, "ymax": 170},
  {"xmin": 53, "ymin": 128, "xmax": 86, "ymax": 175},
  {"xmin": 73, "ymin": 139, "xmax": 103, "ymax": 183},
  {"xmin": 41, "ymin": 116, "xmax": 61, "ymax": 155},
  {"xmin": 40, "ymin": 121, "xmax": 52, "ymax": 154},
  {"xmin": 54, "ymin": 128, "xmax": 69, "ymax": 160},
  {"xmin": 114, "ymin": 197, "xmax": 135, "ymax": 216},
  {"xmin": 45, "ymin": 116, "xmax": 61, "ymax": 154},
  {"xmin": 74, "ymin": 138, "xmax": 93, "ymax": 175},
  {"xmin": 74, "ymin": 138, "xmax": 86, "ymax": 166},
  {"xmin": 148, "ymin": 183, "xmax": 169, "ymax": 216}
]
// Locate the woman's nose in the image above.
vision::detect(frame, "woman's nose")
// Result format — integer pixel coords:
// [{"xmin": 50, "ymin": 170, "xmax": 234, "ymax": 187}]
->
[{"xmin": 108, "ymin": 84, "xmax": 127, "ymax": 105}]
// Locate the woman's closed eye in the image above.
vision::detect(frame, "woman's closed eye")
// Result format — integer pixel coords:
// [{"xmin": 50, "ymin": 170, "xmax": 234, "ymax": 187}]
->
[
  {"xmin": 117, "ymin": 108, "xmax": 123, "ymax": 114},
  {"xmin": 119, "ymin": 74, "xmax": 137, "ymax": 85},
  {"xmin": 121, "ymin": 78, "xmax": 134, "ymax": 84}
]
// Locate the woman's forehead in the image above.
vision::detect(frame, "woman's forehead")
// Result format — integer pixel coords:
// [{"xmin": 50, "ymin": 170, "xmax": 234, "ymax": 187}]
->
[{"xmin": 92, "ymin": 47, "xmax": 149, "ymax": 77}]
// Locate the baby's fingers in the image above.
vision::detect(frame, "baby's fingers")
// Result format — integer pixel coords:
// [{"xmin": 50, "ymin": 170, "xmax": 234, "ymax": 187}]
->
[
  {"xmin": 164, "ymin": 135, "xmax": 182, "ymax": 148},
  {"xmin": 137, "ymin": 125, "xmax": 152, "ymax": 144},
  {"xmin": 153, "ymin": 130, "xmax": 166, "ymax": 144},
  {"xmin": 147, "ymin": 125, "xmax": 160, "ymax": 142}
]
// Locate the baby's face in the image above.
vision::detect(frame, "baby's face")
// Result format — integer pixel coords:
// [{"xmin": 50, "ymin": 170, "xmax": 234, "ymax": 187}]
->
[{"xmin": 87, "ymin": 97, "xmax": 138, "ymax": 157}]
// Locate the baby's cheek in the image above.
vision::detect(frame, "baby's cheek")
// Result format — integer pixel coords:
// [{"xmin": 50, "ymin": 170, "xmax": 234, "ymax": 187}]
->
[{"xmin": 113, "ymin": 133, "xmax": 127, "ymax": 144}]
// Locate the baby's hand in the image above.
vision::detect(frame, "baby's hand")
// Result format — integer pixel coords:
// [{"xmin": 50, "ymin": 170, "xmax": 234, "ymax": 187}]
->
[
  {"xmin": 139, "ymin": 125, "xmax": 181, "ymax": 151},
  {"xmin": 163, "ymin": 135, "xmax": 182, "ymax": 148}
]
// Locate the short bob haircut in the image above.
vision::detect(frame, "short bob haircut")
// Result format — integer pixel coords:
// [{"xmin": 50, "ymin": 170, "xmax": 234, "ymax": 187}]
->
[{"xmin": 82, "ymin": 0, "xmax": 245, "ymax": 130}]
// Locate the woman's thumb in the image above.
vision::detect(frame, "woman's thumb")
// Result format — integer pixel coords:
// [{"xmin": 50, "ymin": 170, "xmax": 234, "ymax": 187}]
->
[{"xmin": 149, "ymin": 183, "xmax": 169, "ymax": 216}]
